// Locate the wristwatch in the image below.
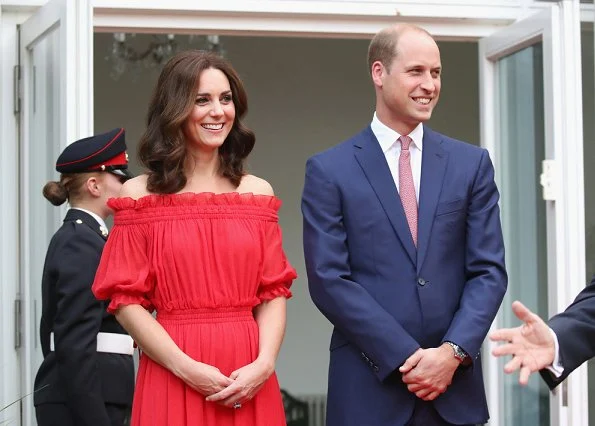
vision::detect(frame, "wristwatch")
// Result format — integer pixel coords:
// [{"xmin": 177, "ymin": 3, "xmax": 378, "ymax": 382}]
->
[{"xmin": 444, "ymin": 341, "xmax": 468, "ymax": 363}]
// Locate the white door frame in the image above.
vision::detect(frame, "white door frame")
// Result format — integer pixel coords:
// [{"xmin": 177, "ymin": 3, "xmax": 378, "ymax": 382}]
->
[
  {"xmin": 480, "ymin": 1, "xmax": 586, "ymax": 425},
  {"xmin": 0, "ymin": 1, "xmax": 587, "ymax": 425},
  {"xmin": 0, "ymin": 9, "xmax": 28, "ymax": 426},
  {"xmin": 89, "ymin": 0, "xmax": 542, "ymax": 39},
  {"xmin": 17, "ymin": 0, "xmax": 93, "ymax": 424}
]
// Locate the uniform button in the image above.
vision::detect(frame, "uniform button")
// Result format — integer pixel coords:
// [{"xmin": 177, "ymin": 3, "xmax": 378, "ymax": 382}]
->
[
  {"xmin": 417, "ymin": 278, "xmax": 427, "ymax": 286},
  {"xmin": 75, "ymin": 219, "xmax": 83, "ymax": 224}
]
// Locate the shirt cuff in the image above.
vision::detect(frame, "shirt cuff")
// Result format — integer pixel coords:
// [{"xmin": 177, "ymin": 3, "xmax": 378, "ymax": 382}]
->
[{"xmin": 546, "ymin": 327, "xmax": 564, "ymax": 378}]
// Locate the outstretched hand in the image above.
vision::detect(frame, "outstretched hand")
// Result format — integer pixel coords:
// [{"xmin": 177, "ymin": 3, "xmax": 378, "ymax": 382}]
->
[{"xmin": 490, "ymin": 301, "xmax": 556, "ymax": 385}]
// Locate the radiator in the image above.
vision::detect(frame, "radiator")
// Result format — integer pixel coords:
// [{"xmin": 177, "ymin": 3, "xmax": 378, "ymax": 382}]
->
[{"xmin": 298, "ymin": 393, "xmax": 327, "ymax": 426}]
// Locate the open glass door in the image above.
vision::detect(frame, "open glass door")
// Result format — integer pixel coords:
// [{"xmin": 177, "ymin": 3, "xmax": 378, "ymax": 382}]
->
[
  {"xmin": 480, "ymin": 3, "xmax": 587, "ymax": 426},
  {"xmin": 19, "ymin": 0, "xmax": 92, "ymax": 424}
]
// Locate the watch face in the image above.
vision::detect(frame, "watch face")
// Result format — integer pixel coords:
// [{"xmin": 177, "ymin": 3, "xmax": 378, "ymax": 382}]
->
[{"xmin": 447, "ymin": 342, "xmax": 466, "ymax": 361}]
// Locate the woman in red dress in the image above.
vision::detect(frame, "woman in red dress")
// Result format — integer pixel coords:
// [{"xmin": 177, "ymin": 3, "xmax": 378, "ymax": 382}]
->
[{"xmin": 92, "ymin": 50, "xmax": 297, "ymax": 426}]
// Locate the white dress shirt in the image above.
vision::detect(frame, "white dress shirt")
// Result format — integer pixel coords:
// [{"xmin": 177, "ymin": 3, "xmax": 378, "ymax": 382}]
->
[
  {"xmin": 547, "ymin": 328, "xmax": 564, "ymax": 377},
  {"xmin": 370, "ymin": 113, "xmax": 424, "ymax": 201}
]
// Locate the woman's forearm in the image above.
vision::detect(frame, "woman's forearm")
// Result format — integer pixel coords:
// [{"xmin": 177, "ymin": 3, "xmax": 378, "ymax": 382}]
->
[
  {"xmin": 253, "ymin": 297, "xmax": 287, "ymax": 372},
  {"xmin": 115, "ymin": 304, "xmax": 192, "ymax": 378}
]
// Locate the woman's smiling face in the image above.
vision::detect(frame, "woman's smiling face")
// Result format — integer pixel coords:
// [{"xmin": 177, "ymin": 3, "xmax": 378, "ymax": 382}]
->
[{"xmin": 182, "ymin": 67, "xmax": 236, "ymax": 151}]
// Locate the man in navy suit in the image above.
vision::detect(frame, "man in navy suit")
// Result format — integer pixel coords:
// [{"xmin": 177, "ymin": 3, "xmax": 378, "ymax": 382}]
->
[
  {"xmin": 302, "ymin": 23, "xmax": 508, "ymax": 425},
  {"xmin": 491, "ymin": 278, "xmax": 595, "ymax": 390}
]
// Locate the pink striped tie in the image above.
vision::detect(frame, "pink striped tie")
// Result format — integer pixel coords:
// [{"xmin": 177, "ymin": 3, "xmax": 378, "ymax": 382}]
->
[{"xmin": 398, "ymin": 135, "xmax": 418, "ymax": 247}]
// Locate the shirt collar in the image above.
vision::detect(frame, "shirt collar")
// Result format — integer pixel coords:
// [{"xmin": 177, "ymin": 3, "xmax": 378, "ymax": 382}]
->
[
  {"xmin": 371, "ymin": 112, "xmax": 424, "ymax": 153},
  {"xmin": 72, "ymin": 207, "xmax": 108, "ymax": 231}
]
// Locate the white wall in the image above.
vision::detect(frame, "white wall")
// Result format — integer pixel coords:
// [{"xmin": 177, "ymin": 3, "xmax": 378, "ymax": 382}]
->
[{"xmin": 94, "ymin": 33, "xmax": 479, "ymax": 395}]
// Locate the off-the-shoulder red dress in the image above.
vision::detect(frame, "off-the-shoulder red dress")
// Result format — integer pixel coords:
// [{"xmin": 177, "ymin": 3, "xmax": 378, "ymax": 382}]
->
[{"xmin": 92, "ymin": 192, "xmax": 297, "ymax": 426}]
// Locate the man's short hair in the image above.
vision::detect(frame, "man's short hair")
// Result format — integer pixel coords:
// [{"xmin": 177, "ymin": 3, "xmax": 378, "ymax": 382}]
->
[{"xmin": 367, "ymin": 24, "xmax": 434, "ymax": 75}]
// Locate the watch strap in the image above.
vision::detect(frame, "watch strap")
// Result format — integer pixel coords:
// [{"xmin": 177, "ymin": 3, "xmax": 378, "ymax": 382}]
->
[{"xmin": 444, "ymin": 341, "xmax": 468, "ymax": 362}]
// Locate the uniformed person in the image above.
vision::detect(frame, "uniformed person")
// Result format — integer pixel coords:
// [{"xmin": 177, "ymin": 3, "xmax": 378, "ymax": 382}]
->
[{"xmin": 34, "ymin": 128, "xmax": 135, "ymax": 426}]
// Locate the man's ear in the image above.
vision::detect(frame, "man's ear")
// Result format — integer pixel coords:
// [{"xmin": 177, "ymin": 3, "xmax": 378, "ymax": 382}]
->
[
  {"xmin": 86, "ymin": 176, "xmax": 101, "ymax": 198},
  {"xmin": 371, "ymin": 61, "xmax": 386, "ymax": 88}
]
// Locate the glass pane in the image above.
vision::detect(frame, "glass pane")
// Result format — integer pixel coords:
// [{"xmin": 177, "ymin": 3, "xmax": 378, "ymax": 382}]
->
[
  {"xmin": 497, "ymin": 43, "xmax": 550, "ymax": 425},
  {"xmin": 582, "ymin": 19, "xmax": 595, "ymax": 426},
  {"xmin": 25, "ymin": 25, "xmax": 62, "ymax": 412}
]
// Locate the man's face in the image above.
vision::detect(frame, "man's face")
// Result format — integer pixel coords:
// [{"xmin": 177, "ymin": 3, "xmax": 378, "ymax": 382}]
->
[{"xmin": 373, "ymin": 30, "xmax": 442, "ymax": 134}]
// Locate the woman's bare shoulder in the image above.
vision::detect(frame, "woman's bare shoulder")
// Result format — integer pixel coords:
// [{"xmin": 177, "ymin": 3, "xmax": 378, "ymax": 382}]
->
[
  {"xmin": 119, "ymin": 175, "xmax": 151, "ymax": 199},
  {"xmin": 238, "ymin": 174, "xmax": 274, "ymax": 196}
]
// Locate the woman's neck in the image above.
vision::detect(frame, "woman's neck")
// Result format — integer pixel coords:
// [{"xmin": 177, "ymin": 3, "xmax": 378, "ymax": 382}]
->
[
  {"xmin": 185, "ymin": 146, "xmax": 219, "ymax": 177},
  {"xmin": 70, "ymin": 200, "xmax": 108, "ymax": 220},
  {"xmin": 181, "ymin": 151, "xmax": 237, "ymax": 194}
]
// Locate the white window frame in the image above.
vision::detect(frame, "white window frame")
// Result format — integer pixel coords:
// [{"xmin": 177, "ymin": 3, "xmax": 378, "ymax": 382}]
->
[{"xmin": 0, "ymin": 1, "xmax": 589, "ymax": 425}]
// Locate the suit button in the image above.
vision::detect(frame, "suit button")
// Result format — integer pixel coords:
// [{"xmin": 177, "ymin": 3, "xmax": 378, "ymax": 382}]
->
[{"xmin": 417, "ymin": 278, "xmax": 427, "ymax": 286}]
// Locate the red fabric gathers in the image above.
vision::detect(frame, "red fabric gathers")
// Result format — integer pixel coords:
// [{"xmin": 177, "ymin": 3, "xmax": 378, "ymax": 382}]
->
[{"xmin": 92, "ymin": 192, "xmax": 297, "ymax": 426}]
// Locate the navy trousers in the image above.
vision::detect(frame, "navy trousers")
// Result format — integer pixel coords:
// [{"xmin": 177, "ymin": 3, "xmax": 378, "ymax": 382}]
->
[
  {"xmin": 36, "ymin": 403, "xmax": 130, "ymax": 426},
  {"xmin": 406, "ymin": 399, "xmax": 476, "ymax": 426}
]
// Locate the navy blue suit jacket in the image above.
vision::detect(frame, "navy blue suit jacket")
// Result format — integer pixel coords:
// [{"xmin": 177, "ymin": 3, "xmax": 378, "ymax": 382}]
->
[
  {"xmin": 302, "ymin": 126, "xmax": 507, "ymax": 425},
  {"xmin": 540, "ymin": 276, "xmax": 595, "ymax": 389}
]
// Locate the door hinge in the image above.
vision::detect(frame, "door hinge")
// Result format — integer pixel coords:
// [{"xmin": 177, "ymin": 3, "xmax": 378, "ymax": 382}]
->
[
  {"xmin": 14, "ymin": 296, "xmax": 22, "ymax": 349},
  {"xmin": 13, "ymin": 64, "xmax": 21, "ymax": 115},
  {"xmin": 539, "ymin": 159, "xmax": 558, "ymax": 201}
]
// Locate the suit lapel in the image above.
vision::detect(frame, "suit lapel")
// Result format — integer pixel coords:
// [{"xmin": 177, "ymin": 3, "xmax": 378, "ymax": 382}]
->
[
  {"xmin": 353, "ymin": 127, "xmax": 417, "ymax": 265},
  {"xmin": 417, "ymin": 126, "xmax": 448, "ymax": 273},
  {"xmin": 64, "ymin": 209, "xmax": 107, "ymax": 241}
]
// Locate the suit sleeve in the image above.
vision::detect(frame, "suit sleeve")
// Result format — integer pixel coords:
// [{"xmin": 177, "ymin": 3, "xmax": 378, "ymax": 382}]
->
[
  {"xmin": 302, "ymin": 156, "xmax": 420, "ymax": 382},
  {"xmin": 442, "ymin": 150, "xmax": 508, "ymax": 361},
  {"xmin": 540, "ymin": 277, "xmax": 595, "ymax": 389},
  {"xmin": 53, "ymin": 230, "xmax": 111, "ymax": 426}
]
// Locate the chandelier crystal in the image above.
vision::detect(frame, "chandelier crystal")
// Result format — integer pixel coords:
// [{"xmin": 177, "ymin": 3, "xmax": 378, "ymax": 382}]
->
[{"xmin": 106, "ymin": 33, "xmax": 224, "ymax": 80}]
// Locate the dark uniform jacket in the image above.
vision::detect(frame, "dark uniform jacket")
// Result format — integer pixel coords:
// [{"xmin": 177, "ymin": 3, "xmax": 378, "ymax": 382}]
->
[
  {"xmin": 540, "ymin": 275, "xmax": 595, "ymax": 389},
  {"xmin": 34, "ymin": 209, "xmax": 134, "ymax": 425}
]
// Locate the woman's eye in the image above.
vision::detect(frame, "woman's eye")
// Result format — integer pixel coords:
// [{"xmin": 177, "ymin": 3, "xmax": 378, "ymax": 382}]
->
[
  {"xmin": 196, "ymin": 97, "xmax": 209, "ymax": 105},
  {"xmin": 221, "ymin": 94, "xmax": 233, "ymax": 103}
]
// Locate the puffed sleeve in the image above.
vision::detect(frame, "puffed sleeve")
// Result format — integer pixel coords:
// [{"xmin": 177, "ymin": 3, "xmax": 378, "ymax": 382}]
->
[
  {"xmin": 92, "ymin": 218, "xmax": 154, "ymax": 313},
  {"xmin": 257, "ymin": 220, "xmax": 297, "ymax": 302}
]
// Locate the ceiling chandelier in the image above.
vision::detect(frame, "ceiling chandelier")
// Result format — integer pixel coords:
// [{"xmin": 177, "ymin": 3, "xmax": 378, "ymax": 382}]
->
[{"xmin": 107, "ymin": 33, "xmax": 224, "ymax": 80}]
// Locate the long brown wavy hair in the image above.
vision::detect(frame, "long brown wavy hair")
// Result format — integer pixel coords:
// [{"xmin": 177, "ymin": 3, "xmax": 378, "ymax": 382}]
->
[{"xmin": 138, "ymin": 50, "xmax": 255, "ymax": 194}]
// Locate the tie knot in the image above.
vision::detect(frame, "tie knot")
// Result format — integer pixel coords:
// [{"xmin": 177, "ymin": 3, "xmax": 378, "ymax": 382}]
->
[{"xmin": 399, "ymin": 135, "xmax": 412, "ymax": 151}]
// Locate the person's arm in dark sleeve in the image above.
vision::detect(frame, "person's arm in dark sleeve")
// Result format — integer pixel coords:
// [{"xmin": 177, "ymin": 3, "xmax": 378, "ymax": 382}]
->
[{"xmin": 53, "ymin": 231, "xmax": 111, "ymax": 426}]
